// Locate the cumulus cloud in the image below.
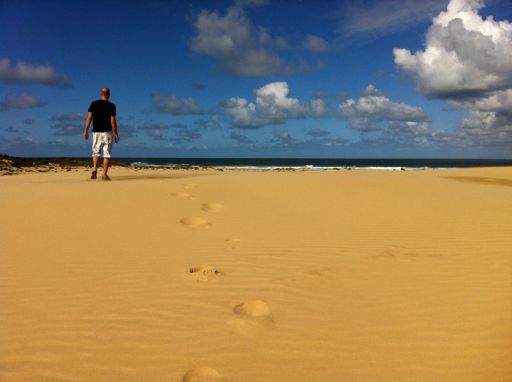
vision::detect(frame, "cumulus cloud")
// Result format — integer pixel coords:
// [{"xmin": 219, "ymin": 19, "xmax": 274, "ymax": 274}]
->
[
  {"xmin": 190, "ymin": 5, "xmax": 290, "ymax": 77},
  {"xmin": 339, "ymin": 85, "xmax": 429, "ymax": 131},
  {"xmin": 144, "ymin": 122, "xmax": 171, "ymax": 140},
  {"xmin": 223, "ymin": 81, "xmax": 325, "ymax": 128},
  {"xmin": 339, "ymin": 0, "xmax": 447, "ymax": 39},
  {"xmin": 394, "ymin": 0, "xmax": 512, "ymax": 145},
  {"xmin": 271, "ymin": 129, "xmax": 297, "ymax": 146},
  {"xmin": 168, "ymin": 128, "xmax": 202, "ymax": 144},
  {"xmin": 383, "ymin": 121, "xmax": 437, "ymax": 146},
  {"xmin": 229, "ymin": 129, "xmax": 256, "ymax": 144},
  {"xmin": 50, "ymin": 123, "xmax": 83, "ymax": 136},
  {"xmin": 311, "ymin": 99, "xmax": 327, "ymax": 117},
  {"xmin": 394, "ymin": 0, "xmax": 512, "ymax": 98},
  {"xmin": 144, "ymin": 121, "xmax": 201, "ymax": 142},
  {"xmin": 151, "ymin": 94, "xmax": 203, "ymax": 115},
  {"xmin": 0, "ymin": 93, "xmax": 46, "ymax": 111},
  {"xmin": 455, "ymin": 89, "xmax": 512, "ymax": 144},
  {"xmin": 0, "ymin": 58, "xmax": 71, "ymax": 87},
  {"xmin": 47, "ymin": 112, "xmax": 85, "ymax": 136},
  {"xmin": 194, "ymin": 115, "xmax": 222, "ymax": 130},
  {"xmin": 302, "ymin": 35, "xmax": 329, "ymax": 52}
]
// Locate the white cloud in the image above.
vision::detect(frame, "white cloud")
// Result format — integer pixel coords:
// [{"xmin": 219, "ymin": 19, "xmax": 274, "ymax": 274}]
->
[
  {"xmin": 223, "ymin": 81, "xmax": 311, "ymax": 128},
  {"xmin": 0, "ymin": 58, "xmax": 71, "ymax": 87},
  {"xmin": 303, "ymin": 35, "xmax": 329, "ymax": 53},
  {"xmin": 339, "ymin": 0, "xmax": 447, "ymax": 39},
  {"xmin": 50, "ymin": 123, "xmax": 83, "ymax": 136},
  {"xmin": 456, "ymin": 89, "xmax": 512, "ymax": 144},
  {"xmin": 0, "ymin": 93, "xmax": 45, "ymax": 111},
  {"xmin": 168, "ymin": 128, "xmax": 202, "ymax": 145},
  {"xmin": 144, "ymin": 121, "xmax": 202, "ymax": 142},
  {"xmin": 144, "ymin": 122, "xmax": 171, "ymax": 140},
  {"xmin": 190, "ymin": 6, "xmax": 289, "ymax": 77},
  {"xmin": 311, "ymin": 99, "xmax": 327, "ymax": 117},
  {"xmin": 271, "ymin": 129, "xmax": 297, "ymax": 146},
  {"xmin": 394, "ymin": 0, "xmax": 512, "ymax": 145},
  {"xmin": 151, "ymin": 94, "xmax": 203, "ymax": 115},
  {"xmin": 394, "ymin": 0, "xmax": 512, "ymax": 98},
  {"xmin": 339, "ymin": 85, "xmax": 429, "ymax": 131}
]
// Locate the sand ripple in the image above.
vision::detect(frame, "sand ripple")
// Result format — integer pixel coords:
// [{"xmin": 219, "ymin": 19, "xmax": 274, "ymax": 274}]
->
[{"xmin": 181, "ymin": 367, "xmax": 224, "ymax": 382}]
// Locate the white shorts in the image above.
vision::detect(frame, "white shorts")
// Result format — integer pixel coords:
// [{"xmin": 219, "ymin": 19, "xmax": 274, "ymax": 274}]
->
[{"xmin": 92, "ymin": 132, "xmax": 113, "ymax": 158}]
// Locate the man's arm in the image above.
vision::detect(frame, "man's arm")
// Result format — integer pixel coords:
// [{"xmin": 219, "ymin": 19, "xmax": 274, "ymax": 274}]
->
[
  {"xmin": 84, "ymin": 112, "xmax": 93, "ymax": 140},
  {"xmin": 112, "ymin": 116, "xmax": 119, "ymax": 143}
]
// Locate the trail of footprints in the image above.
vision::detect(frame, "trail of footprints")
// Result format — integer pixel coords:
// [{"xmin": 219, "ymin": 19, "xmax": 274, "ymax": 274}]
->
[
  {"xmin": 174, "ymin": 183, "xmax": 272, "ymax": 380},
  {"xmin": 369, "ymin": 245, "xmax": 441, "ymax": 263},
  {"xmin": 173, "ymin": 183, "xmax": 440, "ymax": 380},
  {"xmin": 173, "ymin": 184, "xmax": 225, "ymax": 228}
]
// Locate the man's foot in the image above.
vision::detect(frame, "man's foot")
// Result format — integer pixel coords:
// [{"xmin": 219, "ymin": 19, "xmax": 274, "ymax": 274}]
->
[
  {"xmin": 91, "ymin": 170, "xmax": 97, "ymax": 179},
  {"xmin": 102, "ymin": 174, "xmax": 111, "ymax": 181}
]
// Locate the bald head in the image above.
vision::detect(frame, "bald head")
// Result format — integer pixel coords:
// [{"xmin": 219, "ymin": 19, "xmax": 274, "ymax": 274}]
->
[{"xmin": 100, "ymin": 87, "xmax": 111, "ymax": 100}]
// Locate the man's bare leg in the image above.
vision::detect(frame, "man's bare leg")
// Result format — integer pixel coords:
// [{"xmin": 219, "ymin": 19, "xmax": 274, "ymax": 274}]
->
[
  {"xmin": 91, "ymin": 156, "xmax": 99, "ymax": 179},
  {"xmin": 103, "ymin": 158, "xmax": 110, "ymax": 179}
]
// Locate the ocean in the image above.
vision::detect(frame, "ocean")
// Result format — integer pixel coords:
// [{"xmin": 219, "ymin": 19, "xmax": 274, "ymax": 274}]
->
[{"xmin": 118, "ymin": 158, "xmax": 512, "ymax": 170}]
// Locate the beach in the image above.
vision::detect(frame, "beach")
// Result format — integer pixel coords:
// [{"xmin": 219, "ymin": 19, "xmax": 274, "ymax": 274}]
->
[{"xmin": 1, "ymin": 166, "xmax": 511, "ymax": 381}]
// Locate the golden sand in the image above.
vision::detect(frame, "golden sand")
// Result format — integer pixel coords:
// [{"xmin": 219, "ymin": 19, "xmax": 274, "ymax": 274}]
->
[{"xmin": 0, "ymin": 167, "xmax": 511, "ymax": 381}]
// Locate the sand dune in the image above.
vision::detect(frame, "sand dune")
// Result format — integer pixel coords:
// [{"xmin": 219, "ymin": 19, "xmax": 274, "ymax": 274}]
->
[{"xmin": 1, "ymin": 166, "xmax": 511, "ymax": 381}]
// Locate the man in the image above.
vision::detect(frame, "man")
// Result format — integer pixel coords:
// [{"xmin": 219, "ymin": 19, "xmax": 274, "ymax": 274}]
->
[{"xmin": 84, "ymin": 87, "xmax": 119, "ymax": 180}]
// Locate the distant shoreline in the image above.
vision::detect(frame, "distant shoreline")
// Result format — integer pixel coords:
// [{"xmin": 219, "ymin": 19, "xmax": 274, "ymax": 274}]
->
[{"xmin": 2, "ymin": 154, "xmax": 512, "ymax": 175}]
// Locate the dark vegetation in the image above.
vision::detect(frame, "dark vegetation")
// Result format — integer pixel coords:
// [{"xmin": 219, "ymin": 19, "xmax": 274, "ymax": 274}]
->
[{"xmin": 0, "ymin": 154, "xmax": 128, "ymax": 175}]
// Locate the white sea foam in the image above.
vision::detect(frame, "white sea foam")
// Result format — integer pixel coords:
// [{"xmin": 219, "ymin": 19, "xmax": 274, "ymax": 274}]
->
[{"xmin": 128, "ymin": 162, "xmax": 433, "ymax": 171}]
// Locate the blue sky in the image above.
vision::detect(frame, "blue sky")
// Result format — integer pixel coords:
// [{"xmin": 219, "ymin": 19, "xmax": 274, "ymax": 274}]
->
[{"xmin": 1, "ymin": 0, "xmax": 511, "ymax": 158}]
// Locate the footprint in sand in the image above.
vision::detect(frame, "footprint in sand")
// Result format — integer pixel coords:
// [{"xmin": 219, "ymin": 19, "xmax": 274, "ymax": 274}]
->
[
  {"xmin": 188, "ymin": 265, "xmax": 221, "ymax": 282},
  {"xmin": 181, "ymin": 367, "xmax": 224, "ymax": 382},
  {"xmin": 171, "ymin": 191, "xmax": 194, "ymax": 200},
  {"xmin": 182, "ymin": 183, "xmax": 198, "ymax": 191},
  {"xmin": 303, "ymin": 268, "xmax": 332, "ymax": 279},
  {"xmin": 201, "ymin": 202, "xmax": 224, "ymax": 213},
  {"xmin": 228, "ymin": 300, "xmax": 274, "ymax": 337},
  {"xmin": 369, "ymin": 246, "xmax": 438, "ymax": 263},
  {"xmin": 180, "ymin": 217, "xmax": 210, "ymax": 227},
  {"xmin": 226, "ymin": 237, "xmax": 241, "ymax": 249},
  {"xmin": 233, "ymin": 300, "xmax": 271, "ymax": 317}
]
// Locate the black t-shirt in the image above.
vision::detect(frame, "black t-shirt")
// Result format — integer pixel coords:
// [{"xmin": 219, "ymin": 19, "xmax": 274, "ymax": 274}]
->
[{"xmin": 88, "ymin": 100, "xmax": 116, "ymax": 132}]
